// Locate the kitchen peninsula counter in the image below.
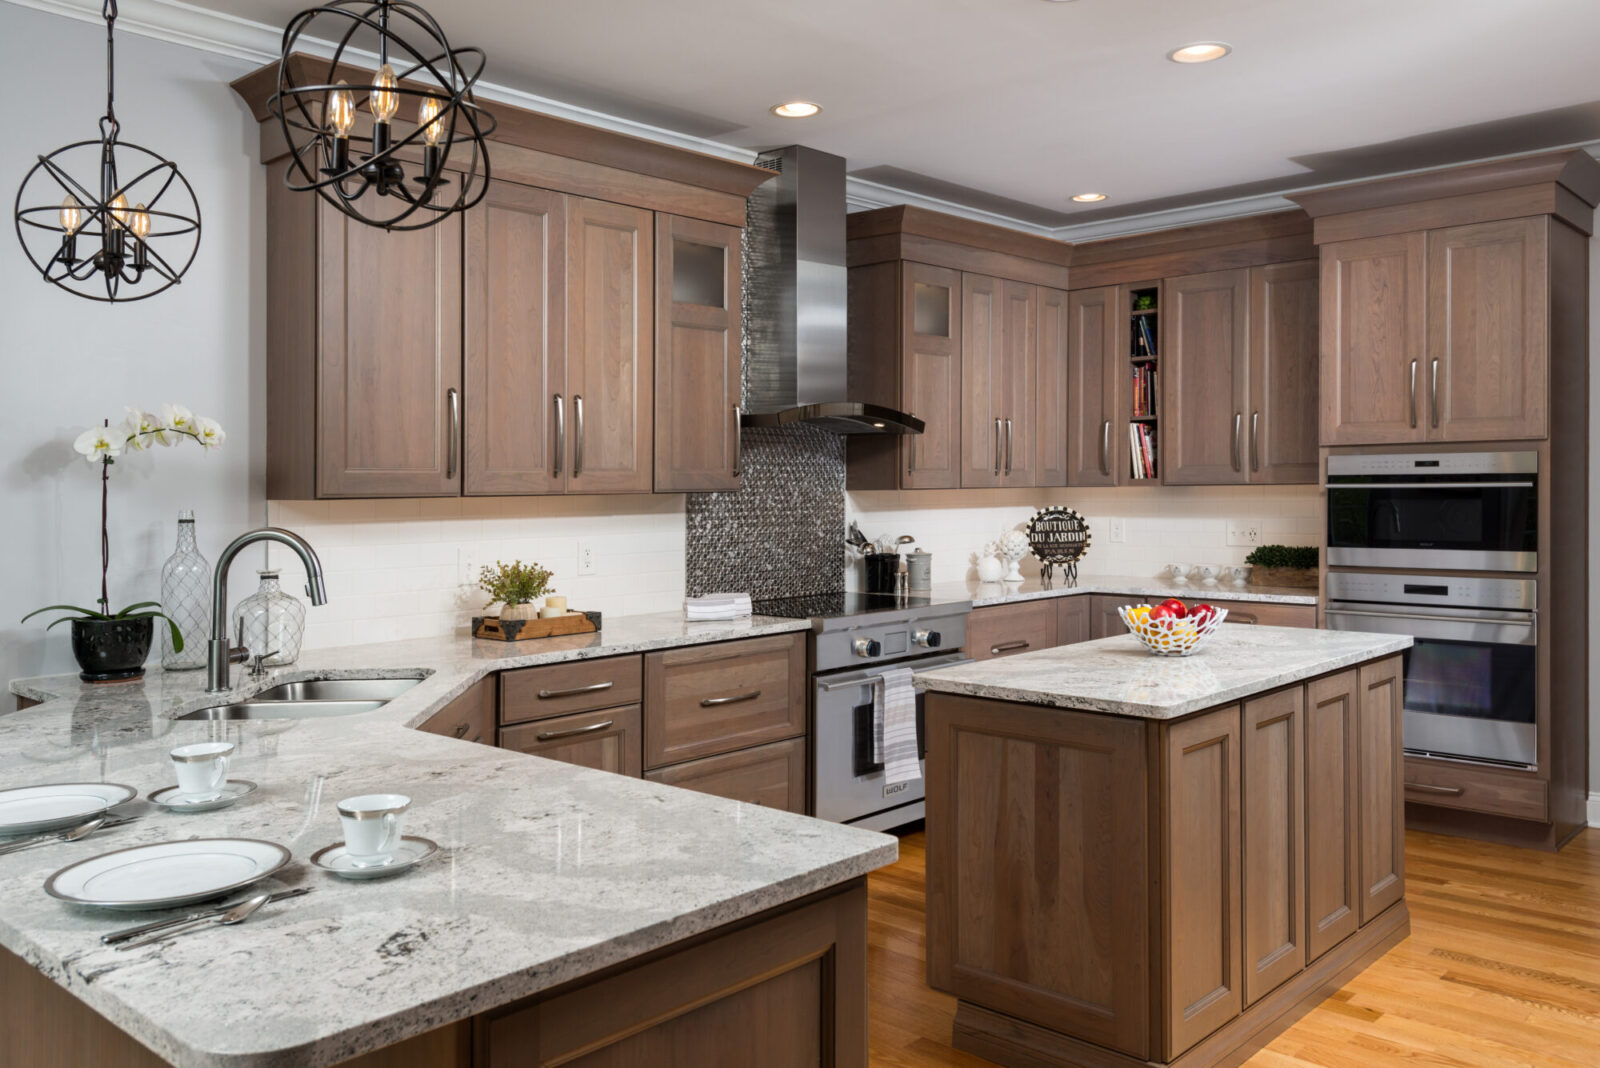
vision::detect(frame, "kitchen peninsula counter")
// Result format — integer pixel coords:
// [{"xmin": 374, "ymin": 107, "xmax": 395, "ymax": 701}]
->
[
  {"xmin": 914, "ymin": 626, "xmax": 1413, "ymax": 1068},
  {"xmin": 2, "ymin": 612, "xmax": 891, "ymax": 1068}
]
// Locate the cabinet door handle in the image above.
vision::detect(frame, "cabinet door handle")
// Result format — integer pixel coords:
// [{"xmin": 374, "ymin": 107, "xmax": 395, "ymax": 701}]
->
[
  {"xmin": 553, "ymin": 394, "xmax": 565, "ymax": 477},
  {"xmin": 1231, "ymin": 612, "xmax": 1259, "ymax": 625},
  {"xmin": 536, "ymin": 719, "xmax": 613, "ymax": 742},
  {"xmin": 1231, "ymin": 412, "xmax": 1242, "ymax": 473},
  {"xmin": 573, "ymin": 394, "xmax": 585, "ymax": 477},
  {"xmin": 1405, "ymin": 781, "xmax": 1464, "ymax": 797},
  {"xmin": 1408, "ymin": 360, "xmax": 1418, "ymax": 428},
  {"xmin": 446, "ymin": 388, "xmax": 460, "ymax": 479},
  {"xmin": 1100, "ymin": 420, "xmax": 1111, "ymax": 477},
  {"xmin": 1004, "ymin": 418, "xmax": 1013, "ymax": 476},
  {"xmin": 993, "ymin": 418, "xmax": 1002, "ymax": 476},
  {"xmin": 700, "ymin": 689, "xmax": 761, "ymax": 707},
  {"xmin": 1430, "ymin": 358, "xmax": 1439, "ymax": 429},
  {"xmin": 991, "ymin": 640, "xmax": 1030, "ymax": 655},
  {"xmin": 1250, "ymin": 411, "xmax": 1260, "ymax": 473},
  {"xmin": 452, "ymin": 722, "xmax": 469, "ymax": 738},
  {"xmin": 536, "ymin": 680, "xmax": 614, "ymax": 700},
  {"xmin": 732, "ymin": 405, "xmax": 742, "ymax": 478}
]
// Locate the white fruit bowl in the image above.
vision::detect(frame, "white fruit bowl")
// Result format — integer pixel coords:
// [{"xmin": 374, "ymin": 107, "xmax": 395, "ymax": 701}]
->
[{"xmin": 1117, "ymin": 604, "xmax": 1228, "ymax": 657}]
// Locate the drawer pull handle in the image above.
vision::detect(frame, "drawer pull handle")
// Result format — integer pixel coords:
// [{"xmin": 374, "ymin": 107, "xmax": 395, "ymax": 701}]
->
[
  {"xmin": 1232, "ymin": 613, "xmax": 1259, "ymax": 625},
  {"xmin": 537, "ymin": 681, "xmax": 615, "ymax": 700},
  {"xmin": 1405, "ymin": 782, "xmax": 1464, "ymax": 797},
  {"xmin": 536, "ymin": 719, "xmax": 614, "ymax": 742},
  {"xmin": 701, "ymin": 689, "xmax": 762, "ymax": 707},
  {"xmin": 991, "ymin": 640, "xmax": 1030, "ymax": 655},
  {"xmin": 452, "ymin": 723, "xmax": 469, "ymax": 738}
]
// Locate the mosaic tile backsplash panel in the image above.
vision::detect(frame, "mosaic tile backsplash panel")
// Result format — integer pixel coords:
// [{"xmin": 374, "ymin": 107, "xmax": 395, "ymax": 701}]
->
[{"xmin": 686, "ymin": 425, "xmax": 846, "ymax": 599}]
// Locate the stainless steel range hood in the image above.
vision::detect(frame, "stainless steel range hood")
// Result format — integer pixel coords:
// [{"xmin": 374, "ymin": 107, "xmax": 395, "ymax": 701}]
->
[{"xmin": 741, "ymin": 146, "xmax": 923, "ymax": 436}]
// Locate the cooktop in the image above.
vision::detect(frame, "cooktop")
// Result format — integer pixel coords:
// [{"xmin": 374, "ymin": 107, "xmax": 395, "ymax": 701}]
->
[{"xmin": 752, "ymin": 591, "xmax": 968, "ymax": 621}]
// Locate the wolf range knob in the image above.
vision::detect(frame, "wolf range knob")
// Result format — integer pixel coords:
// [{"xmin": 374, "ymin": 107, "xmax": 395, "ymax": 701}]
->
[
  {"xmin": 913, "ymin": 629, "xmax": 942, "ymax": 648},
  {"xmin": 852, "ymin": 638, "xmax": 883, "ymax": 658}
]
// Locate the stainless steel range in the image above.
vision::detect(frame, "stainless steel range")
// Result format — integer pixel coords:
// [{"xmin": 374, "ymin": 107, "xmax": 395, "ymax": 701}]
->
[{"xmin": 752, "ymin": 592, "xmax": 971, "ymax": 832}]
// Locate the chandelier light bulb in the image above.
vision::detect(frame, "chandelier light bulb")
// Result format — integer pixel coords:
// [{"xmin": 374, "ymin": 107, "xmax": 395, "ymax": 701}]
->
[
  {"xmin": 327, "ymin": 81, "xmax": 356, "ymax": 136},
  {"xmin": 129, "ymin": 203, "xmax": 150, "ymax": 240},
  {"xmin": 370, "ymin": 64, "xmax": 399, "ymax": 123},
  {"xmin": 418, "ymin": 95, "xmax": 444, "ymax": 146},
  {"xmin": 59, "ymin": 195, "xmax": 83, "ymax": 234},
  {"xmin": 108, "ymin": 192, "xmax": 129, "ymax": 230}
]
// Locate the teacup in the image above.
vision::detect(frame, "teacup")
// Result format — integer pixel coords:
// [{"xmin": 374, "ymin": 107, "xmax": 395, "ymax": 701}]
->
[
  {"xmin": 1194, "ymin": 564, "xmax": 1221, "ymax": 586},
  {"xmin": 170, "ymin": 742, "xmax": 234, "ymax": 801},
  {"xmin": 337, "ymin": 793, "xmax": 411, "ymax": 867},
  {"xmin": 1228, "ymin": 565, "xmax": 1252, "ymax": 586},
  {"xmin": 1166, "ymin": 563, "xmax": 1190, "ymax": 584}
]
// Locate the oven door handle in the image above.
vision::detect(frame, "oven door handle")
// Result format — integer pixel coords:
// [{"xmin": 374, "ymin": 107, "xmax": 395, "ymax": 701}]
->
[
  {"xmin": 1324, "ymin": 607, "xmax": 1536, "ymax": 645},
  {"xmin": 1327, "ymin": 481, "xmax": 1535, "ymax": 490},
  {"xmin": 816, "ymin": 656, "xmax": 974, "ymax": 693}
]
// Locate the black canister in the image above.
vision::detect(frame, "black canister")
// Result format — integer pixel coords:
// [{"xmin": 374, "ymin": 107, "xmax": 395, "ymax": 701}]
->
[{"xmin": 864, "ymin": 553, "xmax": 901, "ymax": 594}]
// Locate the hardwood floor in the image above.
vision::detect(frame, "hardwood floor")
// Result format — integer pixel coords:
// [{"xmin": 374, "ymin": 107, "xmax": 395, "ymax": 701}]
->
[{"xmin": 866, "ymin": 825, "xmax": 1600, "ymax": 1067}]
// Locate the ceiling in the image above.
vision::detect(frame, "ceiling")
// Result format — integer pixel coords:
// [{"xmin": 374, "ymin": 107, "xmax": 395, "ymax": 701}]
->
[{"xmin": 133, "ymin": 0, "xmax": 1600, "ymax": 232}]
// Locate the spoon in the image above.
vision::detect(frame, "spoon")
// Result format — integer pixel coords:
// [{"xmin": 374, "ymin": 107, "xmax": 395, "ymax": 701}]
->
[
  {"xmin": 117, "ymin": 893, "xmax": 272, "ymax": 951},
  {"xmin": 0, "ymin": 814, "xmax": 108, "ymax": 857}
]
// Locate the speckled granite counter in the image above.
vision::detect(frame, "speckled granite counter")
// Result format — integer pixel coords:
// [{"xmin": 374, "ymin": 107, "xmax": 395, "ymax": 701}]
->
[
  {"xmin": 915, "ymin": 625, "xmax": 1410, "ymax": 719},
  {"xmin": 929, "ymin": 573, "xmax": 1318, "ymax": 608},
  {"xmin": 3, "ymin": 611, "xmax": 895, "ymax": 1068}
]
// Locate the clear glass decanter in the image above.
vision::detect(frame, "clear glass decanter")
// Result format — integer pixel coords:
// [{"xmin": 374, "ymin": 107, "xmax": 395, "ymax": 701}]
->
[
  {"xmin": 232, "ymin": 570, "xmax": 306, "ymax": 667},
  {"xmin": 159, "ymin": 510, "xmax": 211, "ymax": 670}
]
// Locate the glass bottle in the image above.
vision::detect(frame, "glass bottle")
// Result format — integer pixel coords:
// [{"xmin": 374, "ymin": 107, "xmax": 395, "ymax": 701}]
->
[
  {"xmin": 232, "ymin": 570, "xmax": 306, "ymax": 667},
  {"xmin": 159, "ymin": 510, "xmax": 211, "ymax": 670}
]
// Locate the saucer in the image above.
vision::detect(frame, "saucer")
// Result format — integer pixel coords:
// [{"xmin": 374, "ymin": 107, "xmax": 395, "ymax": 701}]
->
[
  {"xmin": 309, "ymin": 836, "xmax": 439, "ymax": 880},
  {"xmin": 146, "ymin": 780, "xmax": 257, "ymax": 813}
]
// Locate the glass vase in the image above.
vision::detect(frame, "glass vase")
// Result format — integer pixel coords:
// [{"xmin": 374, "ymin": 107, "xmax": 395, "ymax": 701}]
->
[
  {"xmin": 159, "ymin": 510, "xmax": 211, "ymax": 671},
  {"xmin": 232, "ymin": 570, "xmax": 306, "ymax": 667}
]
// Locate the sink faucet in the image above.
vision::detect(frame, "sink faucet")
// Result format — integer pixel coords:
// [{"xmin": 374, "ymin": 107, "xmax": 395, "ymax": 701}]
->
[{"xmin": 207, "ymin": 527, "xmax": 328, "ymax": 693}]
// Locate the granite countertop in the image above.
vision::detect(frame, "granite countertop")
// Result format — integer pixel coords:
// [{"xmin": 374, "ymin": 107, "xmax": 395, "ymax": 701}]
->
[
  {"xmin": 931, "ymin": 574, "xmax": 1319, "ymax": 608},
  {"xmin": 915, "ymin": 625, "xmax": 1410, "ymax": 719},
  {"xmin": 2, "ymin": 611, "xmax": 895, "ymax": 1068}
]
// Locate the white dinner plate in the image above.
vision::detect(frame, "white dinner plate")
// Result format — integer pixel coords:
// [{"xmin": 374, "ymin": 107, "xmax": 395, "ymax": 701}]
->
[
  {"xmin": 44, "ymin": 839, "xmax": 291, "ymax": 911},
  {"xmin": 0, "ymin": 783, "xmax": 138, "ymax": 835}
]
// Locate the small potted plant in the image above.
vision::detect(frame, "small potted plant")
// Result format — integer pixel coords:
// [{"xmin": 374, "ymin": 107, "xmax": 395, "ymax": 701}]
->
[
  {"xmin": 478, "ymin": 560, "xmax": 555, "ymax": 621},
  {"xmin": 1243, "ymin": 545, "xmax": 1319, "ymax": 588},
  {"xmin": 22, "ymin": 405, "xmax": 225, "ymax": 682}
]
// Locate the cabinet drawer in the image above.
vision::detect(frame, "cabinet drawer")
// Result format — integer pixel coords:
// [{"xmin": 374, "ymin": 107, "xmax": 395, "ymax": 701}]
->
[
  {"xmin": 643, "ymin": 634, "xmax": 805, "ymax": 770},
  {"xmin": 418, "ymin": 676, "xmax": 495, "ymax": 745},
  {"xmin": 967, "ymin": 601, "xmax": 1057, "ymax": 660},
  {"xmin": 1403, "ymin": 758, "xmax": 1548, "ymax": 822},
  {"xmin": 499, "ymin": 704, "xmax": 643, "ymax": 778},
  {"xmin": 1206, "ymin": 600, "xmax": 1316, "ymax": 628},
  {"xmin": 644, "ymin": 738, "xmax": 806, "ymax": 813},
  {"xmin": 500, "ymin": 655, "xmax": 643, "ymax": 725}
]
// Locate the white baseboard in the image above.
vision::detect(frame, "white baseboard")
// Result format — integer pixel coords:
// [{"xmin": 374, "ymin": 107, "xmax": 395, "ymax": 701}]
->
[{"xmin": 1589, "ymin": 792, "xmax": 1600, "ymax": 828}]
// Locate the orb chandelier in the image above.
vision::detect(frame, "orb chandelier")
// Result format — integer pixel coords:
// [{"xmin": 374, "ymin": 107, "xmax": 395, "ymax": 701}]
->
[
  {"xmin": 12, "ymin": 1, "xmax": 202, "ymax": 302},
  {"xmin": 268, "ymin": 0, "xmax": 496, "ymax": 231}
]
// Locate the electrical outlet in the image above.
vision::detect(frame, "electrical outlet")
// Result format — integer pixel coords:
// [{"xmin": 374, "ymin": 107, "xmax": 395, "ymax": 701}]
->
[
  {"xmin": 577, "ymin": 543, "xmax": 597, "ymax": 576},
  {"xmin": 1108, "ymin": 518, "xmax": 1127, "ymax": 543},
  {"xmin": 1226, "ymin": 522, "xmax": 1261, "ymax": 547}
]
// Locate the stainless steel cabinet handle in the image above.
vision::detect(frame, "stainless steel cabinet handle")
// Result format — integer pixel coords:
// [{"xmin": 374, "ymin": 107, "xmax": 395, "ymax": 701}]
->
[
  {"xmin": 446, "ymin": 388, "xmax": 460, "ymax": 479},
  {"xmin": 1231, "ymin": 612, "xmax": 1259, "ymax": 625},
  {"xmin": 993, "ymin": 418, "xmax": 1002, "ymax": 476},
  {"xmin": 1250, "ymin": 411, "xmax": 1260, "ymax": 473},
  {"xmin": 732, "ymin": 405, "xmax": 742, "ymax": 477},
  {"xmin": 536, "ymin": 719, "xmax": 614, "ymax": 742},
  {"xmin": 991, "ymin": 640, "xmax": 1030, "ymax": 655},
  {"xmin": 1408, "ymin": 360, "xmax": 1418, "ymax": 428},
  {"xmin": 1405, "ymin": 782, "xmax": 1464, "ymax": 797},
  {"xmin": 1004, "ymin": 418, "xmax": 1013, "ymax": 476},
  {"xmin": 536, "ymin": 680, "xmax": 614, "ymax": 700},
  {"xmin": 573, "ymin": 394, "xmax": 585, "ymax": 477},
  {"xmin": 1100, "ymin": 420, "xmax": 1111, "ymax": 477},
  {"xmin": 1231, "ymin": 412, "xmax": 1242, "ymax": 472},
  {"xmin": 700, "ymin": 689, "xmax": 761, "ymax": 708},
  {"xmin": 1430, "ymin": 358, "xmax": 1439, "ymax": 429},
  {"xmin": 553, "ymin": 394, "xmax": 565, "ymax": 477}
]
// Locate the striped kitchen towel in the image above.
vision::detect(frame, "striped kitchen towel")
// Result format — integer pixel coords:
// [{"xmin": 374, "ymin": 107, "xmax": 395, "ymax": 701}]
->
[{"xmin": 875, "ymin": 667, "xmax": 921, "ymax": 786}]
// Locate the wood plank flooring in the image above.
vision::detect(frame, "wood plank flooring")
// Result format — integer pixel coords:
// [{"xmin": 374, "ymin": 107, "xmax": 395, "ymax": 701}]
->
[{"xmin": 866, "ymin": 826, "xmax": 1600, "ymax": 1067}]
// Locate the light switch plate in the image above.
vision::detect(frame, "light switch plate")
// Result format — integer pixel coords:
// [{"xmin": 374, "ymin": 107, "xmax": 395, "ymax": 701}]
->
[{"xmin": 1108, "ymin": 518, "xmax": 1126, "ymax": 543}]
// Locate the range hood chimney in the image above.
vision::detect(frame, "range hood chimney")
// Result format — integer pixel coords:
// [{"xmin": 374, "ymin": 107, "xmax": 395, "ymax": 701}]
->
[{"xmin": 741, "ymin": 146, "xmax": 923, "ymax": 435}]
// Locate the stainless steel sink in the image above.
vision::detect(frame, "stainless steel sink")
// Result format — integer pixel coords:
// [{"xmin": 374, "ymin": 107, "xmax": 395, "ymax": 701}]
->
[
  {"xmin": 177, "ymin": 699, "xmax": 389, "ymax": 721},
  {"xmin": 250, "ymin": 678, "xmax": 422, "ymax": 702}
]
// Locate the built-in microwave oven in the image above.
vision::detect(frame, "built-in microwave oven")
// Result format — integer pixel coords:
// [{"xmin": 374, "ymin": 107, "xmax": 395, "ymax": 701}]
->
[{"xmin": 1326, "ymin": 451, "xmax": 1537, "ymax": 572}]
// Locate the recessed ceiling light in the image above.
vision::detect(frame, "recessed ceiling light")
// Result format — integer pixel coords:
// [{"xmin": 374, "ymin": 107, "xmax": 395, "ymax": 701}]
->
[
  {"xmin": 1167, "ymin": 41, "xmax": 1231, "ymax": 63},
  {"xmin": 771, "ymin": 101, "xmax": 821, "ymax": 118},
  {"xmin": 1072, "ymin": 192, "xmax": 1107, "ymax": 203}
]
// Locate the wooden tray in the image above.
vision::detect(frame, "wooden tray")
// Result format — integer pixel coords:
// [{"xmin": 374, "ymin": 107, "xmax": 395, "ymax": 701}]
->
[
  {"xmin": 472, "ymin": 611, "xmax": 602, "ymax": 642},
  {"xmin": 1248, "ymin": 567, "xmax": 1318, "ymax": 589}
]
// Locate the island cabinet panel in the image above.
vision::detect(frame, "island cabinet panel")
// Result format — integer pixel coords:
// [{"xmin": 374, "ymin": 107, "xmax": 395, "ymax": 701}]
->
[
  {"xmin": 1056, "ymin": 596, "xmax": 1093, "ymax": 646},
  {"xmin": 966, "ymin": 600, "xmax": 1058, "ymax": 660},
  {"xmin": 420, "ymin": 675, "xmax": 496, "ymax": 745},
  {"xmin": 644, "ymin": 736, "xmax": 806, "ymax": 812},
  {"xmin": 653, "ymin": 214, "xmax": 742, "ymax": 492},
  {"xmin": 1319, "ymin": 232, "xmax": 1428, "ymax": 446},
  {"xmin": 1162, "ymin": 269, "xmax": 1251, "ymax": 485},
  {"xmin": 925, "ymin": 695, "xmax": 1151, "ymax": 1058},
  {"xmin": 500, "ymin": 705, "xmax": 645, "ymax": 779},
  {"xmin": 642, "ymin": 632, "xmax": 806, "ymax": 769},
  {"xmin": 1066, "ymin": 285, "xmax": 1124, "ymax": 486},
  {"xmin": 500, "ymin": 656, "xmax": 644, "ymax": 724},
  {"xmin": 1162, "ymin": 704, "xmax": 1243, "ymax": 1058},
  {"xmin": 480, "ymin": 881, "xmax": 866, "ymax": 1068},
  {"xmin": 1241, "ymin": 687, "xmax": 1306, "ymax": 1006},
  {"xmin": 1304, "ymin": 671, "xmax": 1360, "ymax": 962},
  {"xmin": 1358, "ymin": 657, "xmax": 1406, "ymax": 923}
]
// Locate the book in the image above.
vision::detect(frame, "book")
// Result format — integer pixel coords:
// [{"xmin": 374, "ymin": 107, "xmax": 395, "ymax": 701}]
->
[{"xmin": 1136, "ymin": 315, "xmax": 1156, "ymax": 358}]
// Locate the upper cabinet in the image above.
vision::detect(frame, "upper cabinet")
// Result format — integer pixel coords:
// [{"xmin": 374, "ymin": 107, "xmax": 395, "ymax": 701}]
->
[
  {"xmin": 1065, "ymin": 286, "xmax": 1123, "ymax": 486},
  {"xmin": 1249, "ymin": 261, "xmax": 1320, "ymax": 483}
]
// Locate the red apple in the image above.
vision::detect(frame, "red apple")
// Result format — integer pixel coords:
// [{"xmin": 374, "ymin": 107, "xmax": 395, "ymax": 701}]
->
[
  {"xmin": 1158, "ymin": 598, "xmax": 1188, "ymax": 619},
  {"xmin": 1190, "ymin": 603, "xmax": 1217, "ymax": 626},
  {"xmin": 1148, "ymin": 603, "xmax": 1178, "ymax": 624}
]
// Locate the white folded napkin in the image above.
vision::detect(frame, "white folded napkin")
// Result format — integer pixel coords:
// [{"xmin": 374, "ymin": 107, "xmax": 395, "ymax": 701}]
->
[{"xmin": 684, "ymin": 592, "xmax": 752, "ymax": 621}]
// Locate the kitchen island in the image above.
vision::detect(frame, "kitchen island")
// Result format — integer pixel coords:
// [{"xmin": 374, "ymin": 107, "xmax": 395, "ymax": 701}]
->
[
  {"xmin": 915, "ymin": 625, "xmax": 1413, "ymax": 1068},
  {"xmin": 1, "ymin": 613, "xmax": 894, "ymax": 1067}
]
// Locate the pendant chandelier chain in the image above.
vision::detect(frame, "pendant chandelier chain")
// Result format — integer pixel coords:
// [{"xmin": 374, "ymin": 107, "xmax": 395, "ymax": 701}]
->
[{"xmin": 100, "ymin": 0, "xmax": 120, "ymax": 145}]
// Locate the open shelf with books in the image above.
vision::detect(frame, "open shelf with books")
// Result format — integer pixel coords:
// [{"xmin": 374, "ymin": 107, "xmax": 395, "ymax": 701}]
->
[{"xmin": 1127, "ymin": 284, "xmax": 1159, "ymax": 481}]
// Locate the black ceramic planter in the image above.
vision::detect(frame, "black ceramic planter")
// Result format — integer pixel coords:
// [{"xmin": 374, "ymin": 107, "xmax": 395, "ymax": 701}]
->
[{"xmin": 70, "ymin": 617, "xmax": 153, "ymax": 683}]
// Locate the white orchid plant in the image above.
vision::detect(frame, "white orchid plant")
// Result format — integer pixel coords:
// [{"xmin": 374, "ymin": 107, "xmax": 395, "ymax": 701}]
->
[{"xmin": 22, "ymin": 405, "xmax": 226, "ymax": 647}]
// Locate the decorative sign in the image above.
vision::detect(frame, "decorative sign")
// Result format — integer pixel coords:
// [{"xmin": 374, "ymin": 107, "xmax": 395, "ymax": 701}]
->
[{"xmin": 1025, "ymin": 507, "xmax": 1091, "ymax": 584}]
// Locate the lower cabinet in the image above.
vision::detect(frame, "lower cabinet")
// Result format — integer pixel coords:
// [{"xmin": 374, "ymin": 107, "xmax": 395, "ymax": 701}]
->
[
  {"xmin": 419, "ymin": 676, "xmax": 496, "ymax": 745},
  {"xmin": 966, "ymin": 600, "xmax": 1057, "ymax": 660},
  {"xmin": 1304, "ymin": 671, "xmax": 1360, "ymax": 962},
  {"xmin": 644, "ymin": 737, "xmax": 807, "ymax": 813},
  {"xmin": 1241, "ymin": 687, "xmax": 1306, "ymax": 1005},
  {"xmin": 499, "ymin": 705, "xmax": 644, "ymax": 778},
  {"xmin": 1358, "ymin": 657, "xmax": 1406, "ymax": 923},
  {"xmin": 1092, "ymin": 593, "xmax": 1316, "ymax": 635},
  {"xmin": 1056, "ymin": 596, "xmax": 1093, "ymax": 645}
]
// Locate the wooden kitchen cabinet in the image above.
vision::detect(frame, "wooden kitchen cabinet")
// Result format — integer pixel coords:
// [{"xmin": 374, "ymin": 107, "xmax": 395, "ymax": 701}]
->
[
  {"xmin": 644, "ymin": 737, "xmax": 807, "ymax": 812},
  {"xmin": 642, "ymin": 632, "xmax": 806, "ymax": 770},
  {"xmin": 500, "ymin": 656, "xmax": 644, "ymax": 725},
  {"xmin": 1035, "ymin": 285, "xmax": 1070, "ymax": 485},
  {"xmin": 419, "ymin": 676, "xmax": 496, "ymax": 745},
  {"xmin": 960, "ymin": 275, "xmax": 1054, "ymax": 488},
  {"xmin": 1090, "ymin": 594, "xmax": 1132, "ymax": 639},
  {"xmin": 1163, "ymin": 269, "xmax": 1250, "ymax": 485},
  {"xmin": 1066, "ymin": 285, "xmax": 1123, "ymax": 486},
  {"xmin": 1304, "ymin": 671, "xmax": 1360, "ymax": 962},
  {"xmin": 1056, "ymin": 596, "xmax": 1093, "ymax": 645},
  {"xmin": 499, "ymin": 705, "xmax": 644, "ymax": 778},
  {"xmin": 966, "ymin": 600, "xmax": 1057, "ymax": 660},
  {"xmin": 654, "ymin": 214, "xmax": 743, "ymax": 492},
  {"xmin": 463, "ymin": 181, "xmax": 567, "ymax": 495},
  {"xmin": 1357, "ymin": 657, "xmax": 1406, "ymax": 924},
  {"xmin": 1248, "ymin": 261, "xmax": 1320, "ymax": 483},
  {"xmin": 1319, "ymin": 232, "xmax": 1429, "ymax": 446},
  {"xmin": 1241, "ymin": 687, "xmax": 1306, "ymax": 1005}
]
